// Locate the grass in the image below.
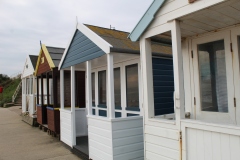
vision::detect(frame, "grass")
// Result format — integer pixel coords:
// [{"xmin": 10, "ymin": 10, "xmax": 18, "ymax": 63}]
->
[{"xmin": 0, "ymin": 78, "xmax": 21, "ymax": 107}]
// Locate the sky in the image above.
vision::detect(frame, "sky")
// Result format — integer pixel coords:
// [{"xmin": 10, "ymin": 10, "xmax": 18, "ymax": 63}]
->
[{"xmin": 0, "ymin": 0, "xmax": 152, "ymax": 77}]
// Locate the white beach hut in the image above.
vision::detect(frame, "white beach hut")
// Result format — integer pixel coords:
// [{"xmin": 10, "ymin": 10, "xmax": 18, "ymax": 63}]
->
[
  {"xmin": 129, "ymin": 0, "xmax": 240, "ymax": 159},
  {"xmin": 58, "ymin": 23, "xmax": 172, "ymax": 160},
  {"xmin": 21, "ymin": 55, "xmax": 38, "ymax": 125}
]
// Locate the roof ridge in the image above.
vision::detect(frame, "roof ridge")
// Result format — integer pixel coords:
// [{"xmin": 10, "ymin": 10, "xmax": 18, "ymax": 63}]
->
[
  {"xmin": 84, "ymin": 24, "xmax": 130, "ymax": 34},
  {"xmin": 46, "ymin": 46, "xmax": 65, "ymax": 49}
]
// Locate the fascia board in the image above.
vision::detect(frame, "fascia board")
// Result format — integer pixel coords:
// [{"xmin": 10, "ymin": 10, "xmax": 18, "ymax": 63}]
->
[
  {"xmin": 128, "ymin": 0, "xmax": 166, "ymax": 42},
  {"xmin": 77, "ymin": 23, "xmax": 112, "ymax": 54}
]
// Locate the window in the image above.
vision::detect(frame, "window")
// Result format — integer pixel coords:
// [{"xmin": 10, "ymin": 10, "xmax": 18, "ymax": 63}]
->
[
  {"xmin": 98, "ymin": 70, "xmax": 106, "ymax": 107},
  {"xmin": 114, "ymin": 68, "xmax": 121, "ymax": 109},
  {"xmin": 92, "ymin": 73, "xmax": 95, "ymax": 106},
  {"xmin": 198, "ymin": 40, "xmax": 228, "ymax": 113},
  {"xmin": 126, "ymin": 64, "xmax": 139, "ymax": 110}
]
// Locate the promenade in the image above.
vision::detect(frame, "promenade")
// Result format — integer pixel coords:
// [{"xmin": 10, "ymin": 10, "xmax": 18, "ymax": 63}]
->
[{"xmin": 0, "ymin": 106, "xmax": 80, "ymax": 160}]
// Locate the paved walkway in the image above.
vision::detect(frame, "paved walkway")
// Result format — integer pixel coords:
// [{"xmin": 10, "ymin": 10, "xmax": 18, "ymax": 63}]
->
[{"xmin": 0, "ymin": 106, "xmax": 81, "ymax": 160}]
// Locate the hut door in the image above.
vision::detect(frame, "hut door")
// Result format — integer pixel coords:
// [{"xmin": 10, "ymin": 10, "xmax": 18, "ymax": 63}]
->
[{"xmin": 192, "ymin": 31, "xmax": 236, "ymax": 124}]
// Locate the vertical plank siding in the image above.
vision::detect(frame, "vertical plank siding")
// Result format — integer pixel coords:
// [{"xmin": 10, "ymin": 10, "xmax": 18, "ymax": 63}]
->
[
  {"xmin": 61, "ymin": 30, "xmax": 105, "ymax": 69},
  {"xmin": 182, "ymin": 120, "xmax": 240, "ymax": 160},
  {"xmin": 36, "ymin": 51, "xmax": 51, "ymax": 76}
]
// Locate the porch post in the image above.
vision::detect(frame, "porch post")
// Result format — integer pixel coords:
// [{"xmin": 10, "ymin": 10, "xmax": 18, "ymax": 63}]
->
[
  {"xmin": 60, "ymin": 70, "xmax": 64, "ymax": 109},
  {"xmin": 140, "ymin": 38, "xmax": 154, "ymax": 119},
  {"xmin": 107, "ymin": 53, "xmax": 115, "ymax": 119},
  {"xmin": 41, "ymin": 74, "xmax": 44, "ymax": 105},
  {"xmin": 46, "ymin": 72, "xmax": 50, "ymax": 106},
  {"xmin": 86, "ymin": 61, "xmax": 92, "ymax": 116},
  {"xmin": 32, "ymin": 75, "xmax": 35, "ymax": 114},
  {"xmin": 171, "ymin": 20, "xmax": 185, "ymax": 129},
  {"xmin": 71, "ymin": 66, "xmax": 76, "ymax": 146},
  {"xmin": 36, "ymin": 76, "xmax": 39, "ymax": 104}
]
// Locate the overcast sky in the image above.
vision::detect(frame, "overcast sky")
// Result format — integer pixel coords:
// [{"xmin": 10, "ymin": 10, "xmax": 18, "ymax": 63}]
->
[{"xmin": 0, "ymin": 0, "xmax": 152, "ymax": 76}]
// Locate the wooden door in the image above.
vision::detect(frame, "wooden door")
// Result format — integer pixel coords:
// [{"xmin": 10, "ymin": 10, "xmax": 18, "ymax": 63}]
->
[{"xmin": 192, "ymin": 30, "xmax": 236, "ymax": 124}]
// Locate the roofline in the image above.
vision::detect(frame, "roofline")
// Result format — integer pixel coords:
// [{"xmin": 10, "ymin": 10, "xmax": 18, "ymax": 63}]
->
[
  {"xmin": 58, "ymin": 23, "xmax": 113, "ymax": 70},
  {"xmin": 34, "ymin": 44, "xmax": 55, "ymax": 76},
  {"xmin": 84, "ymin": 24, "xmax": 129, "ymax": 34},
  {"xmin": 128, "ymin": 0, "xmax": 166, "ymax": 42}
]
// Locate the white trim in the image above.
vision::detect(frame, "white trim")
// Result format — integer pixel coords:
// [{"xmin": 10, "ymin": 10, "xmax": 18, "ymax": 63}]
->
[
  {"xmin": 107, "ymin": 54, "xmax": 115, "ymax": 119},
  {"xmin": 58, "ymin": 25, "xmax": 77, "ymax": 70},
  {"xmin": 59, "ymin": 23, "xmax": 113, "ymax": 69},
  {"xmin": 60, "ymin": 70, "xmax": 64, "ymax": 109},
  {"xmin": 171, "ymin": 20, "xmax": 185, "ymax": 130},
  {"xmin": 86, "ymin": 61, "xmax": 92, "ymax": 116},
  {"xmin": 70, "ymin": 66, "xmax": 76, "ymax": 146}
]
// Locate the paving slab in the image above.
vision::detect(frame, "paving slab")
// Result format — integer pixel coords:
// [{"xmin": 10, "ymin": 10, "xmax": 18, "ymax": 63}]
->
[{"xmin": 0, "ymin": 106, "xmax": 81, "ymax": 160}]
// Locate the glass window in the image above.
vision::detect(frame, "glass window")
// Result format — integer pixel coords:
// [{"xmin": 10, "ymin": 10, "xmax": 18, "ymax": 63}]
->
[
  {"xmin": 198, "ymin": 40, "xmax": 228, "ymax": 113},
  {"xmin": 92, "ymin": 73, "xmax": 95, "ymax": 106},
  {"xmin": 114, "ymin": 68, "xmax": 121, "ymax": 108},
  {"xmin": 98, "ymin": 71, "xmax": 106, "ymax": 106},
  {"xmin": 126, "ymin": 64, "xmax": 139, "ymax": 109}
]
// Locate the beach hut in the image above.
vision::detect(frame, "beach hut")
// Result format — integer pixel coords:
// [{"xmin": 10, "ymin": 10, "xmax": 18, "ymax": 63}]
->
[
  {"xmin": 34, "ymin": 44, "xmax": 66, "ymax": 135},
  {"xmin": 58, "ymin": 23, "xmax": 172, "ymax": 159},
  {"xmin": 21, "ymin": 55, "xmax": 38, "ymax": 126},
  {"xmin": 129, "ymin": 0, "xmax": 240, "ymax": 159}
]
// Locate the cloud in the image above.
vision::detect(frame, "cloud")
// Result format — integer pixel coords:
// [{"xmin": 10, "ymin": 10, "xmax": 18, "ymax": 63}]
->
[{"xmin": 0, "ymin": 0, "xmax": 152, "ymax": 76}]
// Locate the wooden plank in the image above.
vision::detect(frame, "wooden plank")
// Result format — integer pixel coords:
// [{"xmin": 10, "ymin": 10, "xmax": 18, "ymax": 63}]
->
[
  {"xmin": 186, "ymin": 128, "xmax": 197, "ymax": 160},
  {"xmin": 203, "ymin": 131, "xmax": 212, "ymax": 160},
  {"xmin": 215, "ymin": 6, "xmax": 240, "ymax": 22},
  {"xmin": 146, "ymin": 151, "xmax": 172, "ymax": 160},
  {"xmin": 211, "ymin": 132, "xmax": 221, "ymax": 160},
  {"xmin": 146, "ymin": 142, "xmax": 178, "ymax": 159},
  {"xmin": 229, "ymin": 135, "xmax": 240, "ymax": 160},
  {"xmin": 196, "ymin": 130, "xmax": 204, "ymax": 160},
  {"xmin": 112, "ymin": 126, "xmax": 143, "ymax": 139},
  {"xmin": 89, "ymin": 132, "xmax": 112, "ymax": 147},
  {"xmin": 180, "ymin": 23, "xmax": 208, "ymax": 34},
  {"xmin": 41, "ymin": 74, "xmax": 44, "ymax": 105},
  {"xmin": 145, "ymin": 125, "xmax": 179, "ymax": 140},
  {"xmin": 182, "ymin": 19, "xmax": 216, "ymax": 31},
  {"xmin": 113, "ymin": 135, "xmax": 143, "ymax": 147},
  {"xmin": 52, "ymin": 68, "xmax": 58, "ymax": 108},
  {"xmin": 220, "ymin": 133, "xmax": 230, "ymax": 160},
  {"xmin": 145, "ymin": 134, "xmax": 179, "ymax": 150}
]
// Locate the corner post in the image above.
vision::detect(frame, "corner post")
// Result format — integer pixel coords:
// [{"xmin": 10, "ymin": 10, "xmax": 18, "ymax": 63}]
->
[
  {"xmin": 107, "ymin": 53, "xmax": 115, "ymax": 119},
  {"xmin": 140, "ymin": 37, "xmax": 154, "ymax": 119},
  {"xmin": 60, "ymin": 70, "xmax": 64, "ymax": 110},
  {"xmin": 71, "ymin": 66, "xmax": 76, "ymax": 146},
  {"xmin": 86, "ymin": 61, "xmax": 92, "ymax": 116},
  {"xmin": 171, "ymin": 20, "xmax": 185, "ymax": 130}
]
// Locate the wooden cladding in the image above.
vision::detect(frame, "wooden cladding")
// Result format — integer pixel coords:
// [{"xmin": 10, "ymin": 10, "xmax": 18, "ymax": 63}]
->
[{"xmin": 36, "ymin": 50, "xmax": 51, "ymax": 76}]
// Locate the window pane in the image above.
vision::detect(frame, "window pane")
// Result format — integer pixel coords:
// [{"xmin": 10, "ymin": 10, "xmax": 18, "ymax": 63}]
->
[
  {"xmin": 98, "ymin": 71, "xmax": 106, "ymax": 106},
  {"xmin": 114, "ymin": 68, "xmax": 121, "ymax": 108},
  {"xmin": 126, "ymin": 64, "xmax": 139, "ymax": 108},
  {"xmin": 198, "ymin": 40, "xmax": 228, "ymax": 112},
  {"xmin": 92, "ymin": 73, "xmax": 95, "ymax": 106}
]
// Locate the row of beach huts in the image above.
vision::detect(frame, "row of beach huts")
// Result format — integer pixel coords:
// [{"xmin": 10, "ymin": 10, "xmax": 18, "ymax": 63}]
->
[{"xmin": 20, "ymin": 0, "xmax": 240, "ymax": 160}]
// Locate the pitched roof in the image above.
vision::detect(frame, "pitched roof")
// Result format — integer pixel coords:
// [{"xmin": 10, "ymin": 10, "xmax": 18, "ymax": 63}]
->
[
  {"xmin": 86, "ymin": 24, "xmax": 172, "ymax": 55},
  {"xmin": 46, "ymin": 46, "xmax": 65, "ymax": 67},
  {"xmin": 129, "ymin": 0, "xmax": 166, "ymax": 42},
  {"xmin": 29, "ymin": 55, "xmax": 38, "ymax": 69}
]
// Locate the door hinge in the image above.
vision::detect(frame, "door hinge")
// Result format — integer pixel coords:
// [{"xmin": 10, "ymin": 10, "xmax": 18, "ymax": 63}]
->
[
  {"xmin": 194, "ymin": 97, "xmax": 196, "ymax": 105},
  {"xmin": 230, "ymin": 43, "xmax": 233, "ymax": 52},
  {"xmin": 234, "ymin": 97, "xmax": 236, "ymax": 107},
  {"xmin": 191, "ymin": 50, "xmax": 193, "ymax": 58}
]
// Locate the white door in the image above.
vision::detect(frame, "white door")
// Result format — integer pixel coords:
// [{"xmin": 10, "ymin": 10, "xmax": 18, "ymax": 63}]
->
[
  {"xmin": 231, "ymin": 27, "xmax": 240, "ymax": 125},
  {"xmin": 192, "ymin": 30, "xmax": 236, "ymax": 124}
]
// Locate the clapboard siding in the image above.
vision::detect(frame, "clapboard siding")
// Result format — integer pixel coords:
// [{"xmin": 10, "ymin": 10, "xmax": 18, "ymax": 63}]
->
[
  {"xmin": 112, "ymin": 117, "xmax": 144, "ymax": 160},
  {"xmin": 145, "ymin": 124, "xmax": 180, "ymax": 160},
  {"xmin": 88, "ymin": 117, "xmax": 113, "ymax": 160},
  {"xmin": 88, "ymin": 116, "xmax": 144, "ymax": 160},
  {"xmin": 182, "ymin": 121, "xmax": 240, "ymax": 160},
  {"xmin": 61, "ymin": 30, "xmax": 105, "ymax": 69},
  {"xmin": 60, "ymin": 110, "xmax": 72, "ymax": 147},
  {"xmin": 152, "ymin": 57, "xmax": 174, "ymax": 116},
  {"xmin": 36, "ymin": 51, "xmax": 51, "ymax": 76}
]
